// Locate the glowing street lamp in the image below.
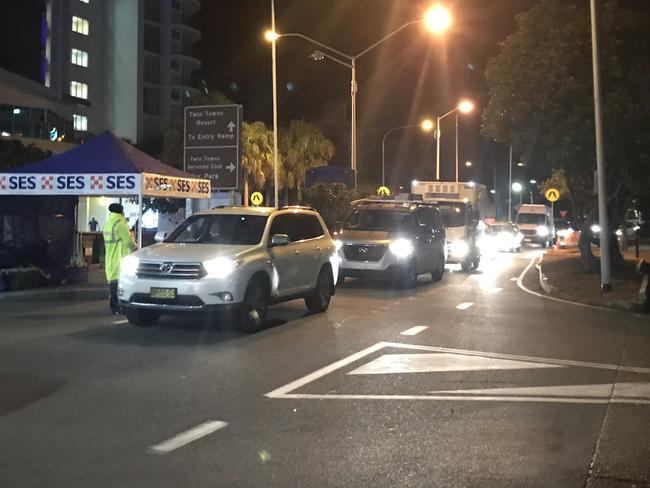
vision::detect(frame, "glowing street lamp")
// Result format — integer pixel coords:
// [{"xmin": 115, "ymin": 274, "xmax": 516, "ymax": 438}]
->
[
  {"xmin": 266, "ymin": 3, "xmax": 454, "ymax": 192},
  {"xmin": 382, "ymin": 119, "xmax": 435, "ymax": 187},
  {"xmin": 424, "ymin": 4, "xmax": 452, "ymax": 35},
  {"xmin": 436, "ymin": 99, "xmax": 475, "ymax": 181}
]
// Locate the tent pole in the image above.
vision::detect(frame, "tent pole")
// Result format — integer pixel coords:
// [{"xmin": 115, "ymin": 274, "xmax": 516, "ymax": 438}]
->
[{"xmin": 137, "ymin": 192, "xmax": 143, "ymax": 249}]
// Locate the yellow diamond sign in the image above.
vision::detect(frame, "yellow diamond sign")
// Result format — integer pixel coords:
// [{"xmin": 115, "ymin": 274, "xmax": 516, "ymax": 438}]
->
[
  {"xmin": 545, "ymin": 188, "xmax": 560, "ymax": 203},
  {"xmin": 377, "ymin": 186, "xmax": 391, "ymax": 197},
  {"xmin": 250, "ymin": 191, "xmax": 264, "ymax": 206}
]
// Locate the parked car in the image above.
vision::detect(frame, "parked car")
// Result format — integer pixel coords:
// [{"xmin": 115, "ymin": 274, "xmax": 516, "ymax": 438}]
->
[
  {"xmin": 118, "ymin": 206, "xmax": 338, "ymax": 332},
  {"xmin": 334, "ymin": 200, "xmax": 446, "ymax": 288}
]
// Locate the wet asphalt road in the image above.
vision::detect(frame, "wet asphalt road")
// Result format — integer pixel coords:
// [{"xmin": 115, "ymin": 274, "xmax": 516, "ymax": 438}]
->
[{"xmin": 0, "ymin": 249, "xmax": 649, "ymax": 488}]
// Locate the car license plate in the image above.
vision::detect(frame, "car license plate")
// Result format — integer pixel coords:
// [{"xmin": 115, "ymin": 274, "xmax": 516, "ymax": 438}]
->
[{"xmin": 150, "ymin": 287, "xmax": 177, "ymax": 299}]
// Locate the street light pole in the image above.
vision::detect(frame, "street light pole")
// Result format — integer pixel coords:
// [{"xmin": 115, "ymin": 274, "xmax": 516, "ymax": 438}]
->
[
  {"xmin": 435, "ymin": 101, "xmax": 473, "ymax": 181},
  {"xmin": 590, "ymin": 0, "xmax": 611, "ymax": 291},
  {"xmin": 455, "ymin": 112, "xmax": 459, "ymax": 183},
  {"xmin": 508, "ymin": 145, "xmax": 513, "ymax": 222},
  {"xmin": 270, "ymin": 0, "xmax": 279, "ymax": 207},
  {"xmin": 351, "ymin": 58, "xmax": 357, "ymax": 187},
  {"xmin": 436, "ymin": 116, "xmax": 441, "ymax": 180}
]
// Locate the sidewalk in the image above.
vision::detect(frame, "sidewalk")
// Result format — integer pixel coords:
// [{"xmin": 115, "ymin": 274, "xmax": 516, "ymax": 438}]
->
[
  {"xmin": 0, "ymin": 265, "xmax": 107, "ymax": 303},
  {"xmin": 539, "ymin": 243, "xmax": 649, "ymax": 312}
]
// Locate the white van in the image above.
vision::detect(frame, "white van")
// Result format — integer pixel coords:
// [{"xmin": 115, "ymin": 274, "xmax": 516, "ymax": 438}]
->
[{"xmin": 515, "ymin": 204, "xmax": 554, "ymax": 247}]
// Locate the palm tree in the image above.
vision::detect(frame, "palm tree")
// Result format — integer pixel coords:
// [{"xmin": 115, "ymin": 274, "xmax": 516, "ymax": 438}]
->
[
  {"xmin": 281, "ymin": 120, "xmax": 335, "ymax": 203},
  {"xmin": 241, "ymin": 121, "xmax": 276, "ymax": 205}
]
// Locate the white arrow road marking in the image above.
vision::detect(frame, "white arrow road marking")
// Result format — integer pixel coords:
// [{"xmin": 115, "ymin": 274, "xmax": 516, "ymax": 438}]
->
[
  {"xmin": 149, "ymin": 420, "xmax": 228, "ymax": 454},
  {"xmin": 400, "ymin": 326, "xmax": 428, "ymax": 336},
  {"xmin": 456, "ymin": 302, "xmax": 474, "ymax": 310},
  {"xmin": 348, "ymin": 353, "xmax": 564, "ymax": 375}
]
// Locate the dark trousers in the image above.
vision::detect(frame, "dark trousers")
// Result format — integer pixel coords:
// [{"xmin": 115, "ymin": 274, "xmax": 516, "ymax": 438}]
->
[{"xmin": 109, "ymin": 280, "xmax": 119, "ymax": 313}]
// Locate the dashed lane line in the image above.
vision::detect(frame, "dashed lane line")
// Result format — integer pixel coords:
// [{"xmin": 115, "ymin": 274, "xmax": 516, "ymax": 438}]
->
[
  {"xmin": 149, "ymin": 420, "xmax": 229, "ymax": 454},
  {"xmin": 456, "ymin": 302, "xmax": 474, "ymax": 310},
  {"xmin": 400, "ymin": 326, "xmax": 428, "ymax": 336}
]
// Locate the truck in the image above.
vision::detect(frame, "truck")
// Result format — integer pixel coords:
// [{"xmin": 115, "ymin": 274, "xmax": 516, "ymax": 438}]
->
[
  {"xmin": 515, "ymin": 204, "xmax": 554, "ymax": 247},
  {"xmin": 410, "ymin": 181, "xmax": 489, "ymax": 272}
]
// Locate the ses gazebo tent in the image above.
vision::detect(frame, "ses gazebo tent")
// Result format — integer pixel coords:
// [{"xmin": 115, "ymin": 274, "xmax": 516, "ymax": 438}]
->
[{"xmin": 0, "ymin": 131, "xmax": 210, "ymax": 248}]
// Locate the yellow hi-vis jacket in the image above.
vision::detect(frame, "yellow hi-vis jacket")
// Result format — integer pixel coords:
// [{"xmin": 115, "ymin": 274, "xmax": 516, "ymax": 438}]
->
[{"xmin": 103, "ymin": 213, "xmax": 137, "ymax": 282}]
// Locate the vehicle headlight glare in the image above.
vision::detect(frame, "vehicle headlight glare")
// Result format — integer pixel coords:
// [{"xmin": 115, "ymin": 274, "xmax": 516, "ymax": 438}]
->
[
  {"xmin": 591, "ymin": 224, "xmax": 601, "ymax": 234},
  {"xmin": 450, "ymin": 240, "xmax": 469, "ymax": 257},
  {"xmin": 536, "ymin": 226, "xmax": 549, "ymax": 237},
  {"xmin": 334, "ymin": 239, "xmax": 343, "ymax": 251},
  {"xmin": 389, "ymin": 239, "xmax": 414, "ymax": 258},
  {"xmin": 120, "ymin": 255, "xmax": 139, "ymax": 277},
  {"xmin": 203, "ymin": 257, "xmax": 237, "ymax": 278}
]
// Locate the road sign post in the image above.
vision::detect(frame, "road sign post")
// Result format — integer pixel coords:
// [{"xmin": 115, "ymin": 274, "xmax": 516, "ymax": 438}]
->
[
  {"xmin": 184, "ymin": 105, "xmax": 242, "ymax": 191},
  {"xmin": 545, "ymin": 188, "xmax": 560, "ymax": 222}
]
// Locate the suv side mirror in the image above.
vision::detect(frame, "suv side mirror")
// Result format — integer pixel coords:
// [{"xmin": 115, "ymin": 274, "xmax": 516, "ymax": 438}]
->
[
  {"xmin": 154, "ymin": 231, "xmax": 168, "ymax": 243},
  {"xmin": 270, "ymin": 234, "xmax": 290, "ymax": 247}
]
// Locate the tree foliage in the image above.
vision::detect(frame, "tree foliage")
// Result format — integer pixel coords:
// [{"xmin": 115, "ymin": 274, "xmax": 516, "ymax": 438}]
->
[
  {"xmin": 280, "ymin": 120, "xmax": 335, "ymax": 201},
  {"xmin": 0, "ymin": 139, "xmax": 50, "ymax": 171},
  {"xmin": 482, "ymin": 0, "xmax": 650, "ymax": 226},
  {"xmin": 302, "ymin": 183, "xmax": 357, "ymax": 230}
]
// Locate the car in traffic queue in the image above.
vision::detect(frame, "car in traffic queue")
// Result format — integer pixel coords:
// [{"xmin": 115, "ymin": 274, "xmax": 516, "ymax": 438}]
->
[
  {"xmin": 515, "ymin": 204, "xmax": 555, "ymax": 247},
  {"xmin": 482, "ymin": 222, "xmax": 523, "ymax": 253},
  {"xmin": 334, "ymin": 199, "xmax": 446, "ymax": 288},
  {"xmin": 118, "ymin": 206, "xmax": 338, "ymax": 332}
]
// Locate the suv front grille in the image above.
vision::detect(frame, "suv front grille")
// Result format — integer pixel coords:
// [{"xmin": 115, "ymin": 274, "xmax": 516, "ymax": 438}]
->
[
  {"xmin": 129, "ymin": 293, "xmax": 205, "ymax": 307},
  {"xmin": 136, "ymin": 262, "xmax": 205, "ymax": 280},
  {"xmin": 520, "ymin": 229, "xmax": 537, "ymax": 236},
  {"xmin": 343, "ymin": 244, "xmax": 387, "ymax": 262}
]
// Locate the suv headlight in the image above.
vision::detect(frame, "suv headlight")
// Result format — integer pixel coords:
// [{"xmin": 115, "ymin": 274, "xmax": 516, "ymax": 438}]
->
[
  {"xmin": 203, "ymin": 257, "xmax": 238, "ymax": 278},
  {"xmin": 536, "ymin": 226, "xmax": 549, "ymax": 237},
  {"xmin": 334, "ymin": 239, "xmax": 343, "ymax": 251},
  {"xmin": 389, "ymin": 238, "xmax": 414, "ymax": 258},
  {"xmin": 121, "ymin": 255, "xmax": 139, "ymax": 278},
  {"xmin": 450, "ymin": 240, "xmax": 469, "ymax": 257}
]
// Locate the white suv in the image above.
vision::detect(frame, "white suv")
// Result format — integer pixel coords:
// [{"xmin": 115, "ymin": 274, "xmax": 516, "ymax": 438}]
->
[{"xmin": 118, "ymin": 206, "xmax": 338, "ymax": 332}]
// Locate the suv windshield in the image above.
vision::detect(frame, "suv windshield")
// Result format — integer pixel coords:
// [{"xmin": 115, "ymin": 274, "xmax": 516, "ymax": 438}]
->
[
  {"xmin": 517, "ymin": 213, "xmax": 546, "ymax": 225},
  {"xmin": 489, "ymin": 224, "xmax": 515, "ymax": 234},
  {"xmin": 437, "ymin": 203, "xmax": 467, "ymax": 228},
  {"xmin": 166, "ymin": 214, "xmax": 268, "ymax": 245},
  {"xmin": 344, "ymin": 209, "xmax": 416, "ymax": 233}
]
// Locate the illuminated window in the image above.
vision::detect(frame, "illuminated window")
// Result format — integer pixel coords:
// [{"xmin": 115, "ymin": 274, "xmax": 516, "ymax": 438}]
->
[
  {"xmin": 73, "ymin": 114, "xmax": 88, "ymax": 131},
  {"xmin": 70, "ymin": 81, "xmax": 88, "ymax": 99},
  {"xmin": 71, "ymin": 48, "xmax": 88, "ymax": 67},
  {"xmin": 80, "ymin": 0, "xmax": 89, "ymax": 3},
  {"xmin": 72, "ymin": 16, "xmax": 89, "ymax": 35}
]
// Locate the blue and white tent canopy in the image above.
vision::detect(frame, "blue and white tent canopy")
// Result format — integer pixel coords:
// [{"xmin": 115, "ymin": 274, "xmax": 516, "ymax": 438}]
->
[{"xmin": 0, "ymin": 131, "xmax": 210, "ymax": 199}]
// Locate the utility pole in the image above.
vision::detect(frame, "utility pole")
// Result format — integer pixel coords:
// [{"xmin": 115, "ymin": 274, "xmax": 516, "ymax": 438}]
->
[
  {"xmin": 271, "ymin": 0, "xmax": 279, "ymax": 207},
  {"xmin": 590, "ymin": 0, "xmax": 612, "ymax": 291},
  {"xmin": 508, "ymin": 145, "xmax": 513, "ymax": 222}
]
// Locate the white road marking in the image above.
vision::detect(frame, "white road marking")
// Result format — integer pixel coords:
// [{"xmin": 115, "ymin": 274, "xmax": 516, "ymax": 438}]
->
[
  {"xmin": 348, "ymin": 353, "xmax": 563, "ymax": 375},
  {"xmin": 265, "ymin": 341, "xmax": 650, "ymax": 405},
  {"xmin": 487, "ymin": 287, "xmax": 503, "ymax": 294},
  {"xmin": 431, "ymin": 384, "xmax": 614, "ymax": 397},
  {"xmin": 456, "ymin": 302, "xmax": 474, "ymax": 310},
  {"xmin": 149, "ymin": 420, "xmax": 228, "ymax": 454},
  {"xmin": 400, "ymin": 326, "xmax": 428, "ymax": 336},
  {"xmin": 113, "ymin": 319, "xmax": 128, "ymax": 324},
  {"xmin": 517, "ymin": 257, "xmax": 615, "ymax": 312},
  {"xmin": 510, "ymin": 277, "xmax": 518, "ymax": 282}
]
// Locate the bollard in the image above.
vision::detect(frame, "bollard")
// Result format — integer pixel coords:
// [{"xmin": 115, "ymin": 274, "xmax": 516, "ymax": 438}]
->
[{"xmin": 638, "ymin": 260, "xmax": 650, "ymax": 313}]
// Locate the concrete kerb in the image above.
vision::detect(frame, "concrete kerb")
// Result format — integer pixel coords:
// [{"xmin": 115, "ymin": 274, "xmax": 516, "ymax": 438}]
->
[
  {"xmin": 536, "ymin": 255, "xmax": 554, "ymax": 294},
  {"xmin": 0, "ymin": 286, "xmax": 106, "ymax": 303}
]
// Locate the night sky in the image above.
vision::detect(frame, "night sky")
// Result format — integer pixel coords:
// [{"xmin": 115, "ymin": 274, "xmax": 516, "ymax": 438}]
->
[{"xmin": 198, "ymin": 0, "xmax": 540, "ymax": 188}]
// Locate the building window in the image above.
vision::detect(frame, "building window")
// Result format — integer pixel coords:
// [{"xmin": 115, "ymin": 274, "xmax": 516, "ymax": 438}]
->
[
  {"xmin": 171, "ymin": 29, "xmax": 180, "ymax": 41},
  {"xmin": 143, "ymin": 86, "xmax": 160, "ymax": 115},
  {"xmin": 172, "ymin": 0, "xmax": 181, "ymax": 10},
  {"xmin": 171, "ymin": 59, "xmax": 180, "ymax": 71},
  {"xmin": 144, "ymin": 24, "xmax": 161, "ymax": 52},
  {"xmin": 80, "ymin": 0, "xmax": 89, "ymax": 3},
  {"xmin": 171, "ymin": 90, "xmax": 180, "ymax": 101},
  {"xmin": 73, "ymin": 114, "xmax": 88, "ymax": 131},
  {"xmin": 72, "ymin": 16, "xmax": 89, "ymax": 35},
  {"xmin": 70, "ymin": 81, "xmax": 88, "ymax": 99},
  {"xmin": 144, "ymin": 56, "xmax": 161, "ymax": 84},
  {"xmin": 71, "ymin": 48, "xmax": 88, "ymax": 67}
]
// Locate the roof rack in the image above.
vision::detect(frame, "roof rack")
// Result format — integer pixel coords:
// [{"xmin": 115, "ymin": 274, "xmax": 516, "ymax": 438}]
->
[{"xmin": 279, "ymin": 205, "xmax": 317, "ymax": 212}]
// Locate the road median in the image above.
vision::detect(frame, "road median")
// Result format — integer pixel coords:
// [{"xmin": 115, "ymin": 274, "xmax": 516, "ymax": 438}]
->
[{"xmin": 539, "ymin": 248, "xmax": 646, "ymax": 312}]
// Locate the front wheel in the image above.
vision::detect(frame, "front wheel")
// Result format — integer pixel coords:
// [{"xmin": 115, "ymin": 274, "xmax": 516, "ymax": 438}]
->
[
  {"xmin": 305, "ymin": 268, "xmax": 333, "ymax": 313},
  {"xmin": 125, "ymin": 309, "xmax": 160, "ymax": 327},
  {"xmin": 431, "ymin": 256, "xmax": 445, "ymax": 282},
  {"xmin": 336, "ymin": 273, "xmax": 346, "ymax": 287},
  {"xmin": 238, "ymin": 277, "xmax": 268, "ymax": 333}
]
